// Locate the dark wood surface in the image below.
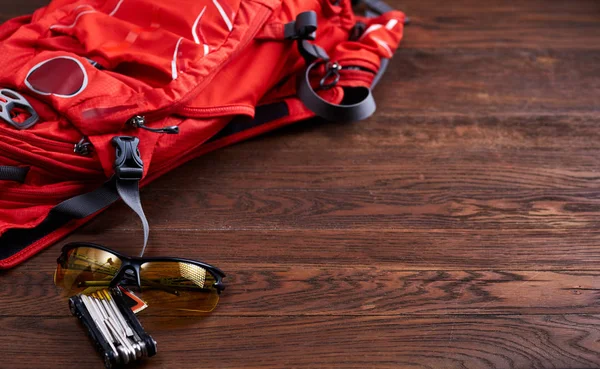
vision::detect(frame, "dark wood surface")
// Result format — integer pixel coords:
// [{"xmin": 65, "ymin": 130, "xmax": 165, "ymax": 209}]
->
[{"xmin": 2, "ymin": 1, "xmax": 600, "ymax": 368}]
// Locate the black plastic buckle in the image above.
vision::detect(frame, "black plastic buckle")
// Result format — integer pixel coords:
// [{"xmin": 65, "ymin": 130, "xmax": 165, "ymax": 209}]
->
[{"xmin": 111, "ymin": 136, "xmax": 143, "ymax": 181}]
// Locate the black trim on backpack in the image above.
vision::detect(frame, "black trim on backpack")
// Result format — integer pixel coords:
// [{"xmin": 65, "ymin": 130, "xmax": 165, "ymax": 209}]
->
[
  {"xmin": 209, "ymin": 102, "xmax": 290, "ymax": 142},
  {"xmin": 0, "ymin": 166, "xmax": 29, "ymax": 183}
]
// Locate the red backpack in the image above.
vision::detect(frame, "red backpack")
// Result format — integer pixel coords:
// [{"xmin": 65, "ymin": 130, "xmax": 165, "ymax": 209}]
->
[{"xmin": 0, "ymin": 0, "xmax": 406, "ymax": 268}]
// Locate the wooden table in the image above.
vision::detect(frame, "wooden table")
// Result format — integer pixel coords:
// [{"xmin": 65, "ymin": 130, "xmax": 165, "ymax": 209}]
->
[{"xmin": 2, "ymin": 1, "xmax": 600, "ymax": 368}]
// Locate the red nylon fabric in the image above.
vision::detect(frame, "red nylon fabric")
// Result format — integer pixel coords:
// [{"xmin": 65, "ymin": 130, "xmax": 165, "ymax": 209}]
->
[{"xmin": 0, "ymin": 0, "xmax": 405, "ymax": 268}]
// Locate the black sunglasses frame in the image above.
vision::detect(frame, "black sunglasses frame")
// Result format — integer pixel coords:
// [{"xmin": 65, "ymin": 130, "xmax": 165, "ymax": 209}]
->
[{"xmin": 57, "ymin": 242, "xmax": 226, "ymax": 293}]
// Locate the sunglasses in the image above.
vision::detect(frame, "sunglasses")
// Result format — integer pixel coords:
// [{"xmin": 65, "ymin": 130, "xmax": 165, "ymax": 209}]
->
[{"xmin": 54, "ymin": 242, "xmax": 226, "ymax": 314}]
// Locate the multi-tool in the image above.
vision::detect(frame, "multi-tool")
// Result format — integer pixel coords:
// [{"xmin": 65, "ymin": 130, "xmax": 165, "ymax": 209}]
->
[{"xmin": 69, "ymin": 287, "xmax": 157, "ymax": 369}]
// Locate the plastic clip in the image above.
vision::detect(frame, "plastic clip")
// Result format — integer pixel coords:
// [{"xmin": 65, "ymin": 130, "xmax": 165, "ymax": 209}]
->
[
  {"xmin": 284, "ymin": 11, "xmax": 317, "ymax": 40},
  {"xmin": 111, "ymin": 136, "xmax": 143, "ymax": 181},
  {"xmin": 285, "ymin": 11, "xmax": 330, "ymax": 64}
]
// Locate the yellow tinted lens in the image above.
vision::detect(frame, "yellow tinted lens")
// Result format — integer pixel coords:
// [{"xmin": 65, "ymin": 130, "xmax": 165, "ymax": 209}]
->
[
  {"xmin": 54, "ymin": 247, "xmax": 122, "ymax": 296},
  {"xmin": 138, "ymin": 261, "xmax": 219, "ymax": 313}
]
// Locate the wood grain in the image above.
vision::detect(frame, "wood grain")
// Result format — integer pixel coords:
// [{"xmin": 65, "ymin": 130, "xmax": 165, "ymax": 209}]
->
[
  {"xmin": 5, "ymin": 228, "xmax": 600, "ymax": 271},
  {"xmin": 73, "ymin": 187, "xmax": 600, "ymax": 232},
  {"xmin": 383, "ymin": 49, "xmax": 600, "ymax": 115},
  {"xmin": 2, "ymin": 269, "xmax": 600, "ymax": 316},
  {"xmin": 141, "ymin": 116, "xmax": 600, "ymax": 192},
  {"xmin": 3, "ymin": 0, "xmax": 600, "ymax": 369},
  {"xmin": 400, "ymin": 0, "xmax": 600, "ymax": 50},
  {"xmin": 1, "ymin": 315, "xmax": 600, "ymax": 369}
]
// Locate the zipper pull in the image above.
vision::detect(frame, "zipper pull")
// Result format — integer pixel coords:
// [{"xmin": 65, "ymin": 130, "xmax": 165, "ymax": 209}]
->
[
  {"xmin": 320, "ymin": 62, "xmax": 342, "ymax": 89},
  {"xmin": 74, "ymin": 137, "xmax": 93, "ymax": 156},
  {"xmin": 128, "ymin": 115, "xmax": 179, "ymax": 134}
]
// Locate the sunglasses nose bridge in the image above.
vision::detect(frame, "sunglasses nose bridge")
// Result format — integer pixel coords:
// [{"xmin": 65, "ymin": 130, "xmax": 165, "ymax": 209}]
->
[{"xmin": 113, "ymin": 263, "xmax": 142, "ymax": 288}]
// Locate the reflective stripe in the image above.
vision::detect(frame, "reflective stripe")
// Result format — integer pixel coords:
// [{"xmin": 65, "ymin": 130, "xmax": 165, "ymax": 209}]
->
[
  {"xmin": 171, "ymin": 37, "xmax": 184, "ymax": 80},
  {"xmin": 372, "ymin": 36, "xmax": 392, "ymax": 57},
  {"xmin": 192, "ymin": 6, "xmax": 207, "ymax": 44},
  {"xmin": 385, "ymin": 19, "xmax": 398, "ymax": 30},
  {"xmin": 359, "ymin": 24, "xmax": 382, "ymax": 40},
  {"xmin": 213, "ymin": 0, "xmax": 233, "ymax": 31},
  {"xmin": 73, "ymin": 4, "xmax": 95, "ymax": 12},
  {"xmin": 109, "ymin": 0, "xmax": 124, "ymax": 16},
  {"xmin": 50, "ymin": 10, "xmax": 96, "ymax": 30}
]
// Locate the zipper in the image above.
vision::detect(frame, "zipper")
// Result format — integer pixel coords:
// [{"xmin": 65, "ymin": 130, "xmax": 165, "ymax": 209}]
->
[
  {"xmin": 143, "ymin": 6, "xmax": 272, "ymax": 124},
  {"xmin": 341, "ymin": 65, "xmax": 376, "ymax": 74},
  {"xmin": 0, "ymin": 139, "xmax": 101, "ymax": 178},
  {"xmin": 319, "ymin": 62, "xmax": 376, "ymax": 89},
  {"xmin": 1, "ymin": 126, "xmax": 94, "ymax": 157},
  {"xmin": 0, "ymin": 127, "xmax": 74, "ymax": 153},
  {"xmin": 337, "ymin": 57, "xmax": 379, "ymax": 74},
  {"xmin": 178, "ymin": 104, "xmax": 255, "ymax": 118},
  {"xmin": 0, "ymin": 143, "xmax": 68, "ymax": 178}
]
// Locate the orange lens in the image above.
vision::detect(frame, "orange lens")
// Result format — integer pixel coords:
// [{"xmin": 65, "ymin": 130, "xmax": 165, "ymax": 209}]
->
[
  {"xmin": 137, "ymin": 261, "xmax": 219, "ymax": 314},
  {"xmin": 54, "ymin": 247, "xmax": 122, "ymax": 296}
]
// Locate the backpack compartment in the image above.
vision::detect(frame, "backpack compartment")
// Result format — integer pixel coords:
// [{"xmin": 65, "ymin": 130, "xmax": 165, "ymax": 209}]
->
[{"xmin": 0, "ymin": 0, "xmax": 279, "ymax": 136}]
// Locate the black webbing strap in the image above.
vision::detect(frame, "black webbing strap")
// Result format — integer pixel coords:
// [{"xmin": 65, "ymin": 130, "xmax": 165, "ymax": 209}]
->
[
  {"xmin": 0, "ymin": 166, "xmax": 29, "ymax": 183},
  {"xmin": 298, "ymin": 60, "xmax": 376, "ymax": 122},
  {"xmin": 54, "ymin": 137, "xmax": 149, "ymax": 249},
  {"xmin": 53, "ymin": 178, "xmax": 120, "ymax": 218},
  {"xmin": 0, "ymin": 136, "xmax": 149, "ymax": 261},
  {"xmin": 0, "ymin": 178, "xmax": 120, "ymax": 260}
]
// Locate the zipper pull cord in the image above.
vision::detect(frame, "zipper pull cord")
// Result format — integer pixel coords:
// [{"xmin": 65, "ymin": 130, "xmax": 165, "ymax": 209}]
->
[
  {"xmin": 128, "ymin": 115, "xmax": 179, "ymax": 134},
  {"xmin": 320, "ymin": 62, "xmax": 342, "ymax": 90}
]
